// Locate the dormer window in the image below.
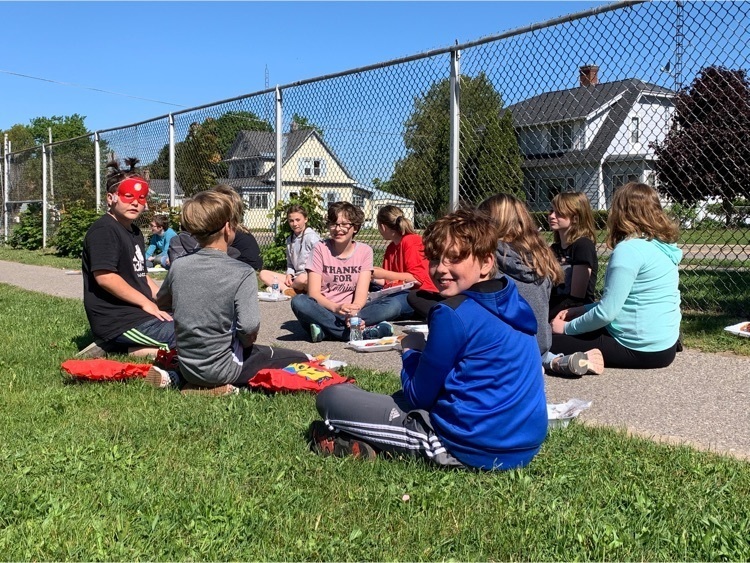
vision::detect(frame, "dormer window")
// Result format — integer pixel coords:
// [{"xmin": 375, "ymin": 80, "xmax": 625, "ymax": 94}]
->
[{"xmin": 550, "ymin": 123, "xmax": 573, "ymax": 152}]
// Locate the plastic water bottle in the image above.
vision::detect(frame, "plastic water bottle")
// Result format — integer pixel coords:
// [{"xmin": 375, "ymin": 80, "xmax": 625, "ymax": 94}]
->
[
  {"xmin": 271, "ymin": 276, "xmax": 280, "ymax": 299},
  {"xmin": 349, "ymin": 316, "xmax": 364, "ymax": 341}
]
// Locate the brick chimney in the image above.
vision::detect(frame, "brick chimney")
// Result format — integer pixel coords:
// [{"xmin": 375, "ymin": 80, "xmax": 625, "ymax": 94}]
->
[{"xmin": 579, "ymin": 65, "xmax": 599, "ymax": 87}]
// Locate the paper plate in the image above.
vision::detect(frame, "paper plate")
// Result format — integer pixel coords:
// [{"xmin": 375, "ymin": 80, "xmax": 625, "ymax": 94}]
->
[
  {"xmin": 402, "ymin": 324, "xmax": 429, "ymax": 335},
  {"xmin": 258, "ymin": 293, "xmax": 291, "ymax": 302},
  {"xmin": 724, "ymin": 321, "xmax": 750, "ymax": 338},
  {"xmin": 347, "ymin": 337, "xmax": 399, "ymax": 352}
]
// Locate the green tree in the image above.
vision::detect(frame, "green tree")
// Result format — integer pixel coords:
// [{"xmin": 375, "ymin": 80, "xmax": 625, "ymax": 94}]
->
[
  {"xmin": 148, "ymin": 111, "xmax": 272, "ymax": 196},
  {"xmin": 291, "ymin": 113, "xmax": 324, "ymax": 137},
  {"xmin": 2, "ymin": 114, "xmax": 96, "ymax": 209},
  {"xmin": 385, "ymin": 73, "xmax": 523, "ymax": 224},
  {"xmin": 653, "ymin": 66, "xmax": 750, "ymax": 226}
]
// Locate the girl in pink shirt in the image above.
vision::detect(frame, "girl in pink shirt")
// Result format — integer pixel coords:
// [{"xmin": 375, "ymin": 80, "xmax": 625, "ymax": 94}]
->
[{"xmin": 290, "ymin": 202, "xmax": 396, "ymax": 342}]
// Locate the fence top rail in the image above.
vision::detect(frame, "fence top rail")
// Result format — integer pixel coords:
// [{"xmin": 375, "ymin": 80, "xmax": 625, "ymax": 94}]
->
[{"xmin": 3, "ymin": 0, "xmax": 647, "ymax": 147}]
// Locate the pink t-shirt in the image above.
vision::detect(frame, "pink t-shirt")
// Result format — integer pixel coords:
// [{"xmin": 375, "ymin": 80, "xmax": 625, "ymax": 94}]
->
[{"xmin": 306, "ymin": 240, "xmax": 374, "ymax": 304}]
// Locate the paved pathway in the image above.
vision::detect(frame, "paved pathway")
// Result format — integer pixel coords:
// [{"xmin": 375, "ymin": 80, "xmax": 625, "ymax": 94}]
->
[{"xmin": 1, "ymin": 259, "xmax": 749, "ymax": 460}]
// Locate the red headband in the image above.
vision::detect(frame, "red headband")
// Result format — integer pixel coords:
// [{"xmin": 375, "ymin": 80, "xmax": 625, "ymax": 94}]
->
[{"xmin": 116, "ymin": 177, "xmax": 149, "ymax": 204}]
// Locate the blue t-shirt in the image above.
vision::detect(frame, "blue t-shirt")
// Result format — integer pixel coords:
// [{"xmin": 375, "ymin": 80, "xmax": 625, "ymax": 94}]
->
[{"xmin": 146, "ymin": 228, "xmax": 177, "ymax": 260}]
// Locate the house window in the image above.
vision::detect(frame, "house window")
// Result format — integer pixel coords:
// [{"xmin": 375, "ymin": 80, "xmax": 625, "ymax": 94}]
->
[
  {"xmin": 353, "ymin": 194, "xmax": 364, "ymax": 208},
  {"xmin": 299, "ymin": 158, "xmax": 326, "ymax": 178},
  {"xmin": 325, "ymin": 192, "xmax": 336, "ymax": 206},
  {"xmin": 612, "ymin": 174, "xmax": 640, "ymax": 190},
  {"xmin": 245, "ymin": 194, "xmax": 269, "ymax": 209},
  {"xmin": 550, "ymin": 123, "xmax": 573, "ymax": 152},
  {"xmin": 631, "ymin": 117, "xmax": 640, "ymax": 144},
  {"xmin": 543, "ymin": 177, "xmax": 576, "ymax": 201}
]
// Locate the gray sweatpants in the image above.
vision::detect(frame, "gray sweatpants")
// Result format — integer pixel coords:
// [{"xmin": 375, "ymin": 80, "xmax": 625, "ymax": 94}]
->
[{"xmin": 315, "ymin": 384, "xmax": 464, "ymax": 467}]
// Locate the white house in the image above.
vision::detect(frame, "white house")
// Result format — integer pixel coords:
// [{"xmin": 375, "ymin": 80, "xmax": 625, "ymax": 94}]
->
[{"xmin": 506, "ymin": 65, "xmax": 675, "ymax": 211}]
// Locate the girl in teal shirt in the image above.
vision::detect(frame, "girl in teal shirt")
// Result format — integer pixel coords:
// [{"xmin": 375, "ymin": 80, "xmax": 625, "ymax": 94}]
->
[{"xmin": 550, "ymin": 183, "xmax": 681, "ymax": 369}]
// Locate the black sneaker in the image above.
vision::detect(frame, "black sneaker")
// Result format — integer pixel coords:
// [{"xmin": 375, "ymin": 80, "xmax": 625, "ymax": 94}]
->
[{"xmin": 309, "ymin": 421, "xmax": 377, "ymax": 460}]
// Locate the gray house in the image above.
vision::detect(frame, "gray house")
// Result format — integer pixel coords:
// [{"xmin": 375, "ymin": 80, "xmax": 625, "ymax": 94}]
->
[{"xmin": 507, "ymin": 65, "xmax": 675, "ymax": 211}]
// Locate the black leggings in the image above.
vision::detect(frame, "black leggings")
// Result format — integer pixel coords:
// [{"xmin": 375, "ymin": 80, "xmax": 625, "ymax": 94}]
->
[
  {"xmin": 236, "ymin": 344, "xmax": 309, "ymax": 385},
  {"xmin": 551, "ymin": 328, "xmax": 678, "ymax": 369}
]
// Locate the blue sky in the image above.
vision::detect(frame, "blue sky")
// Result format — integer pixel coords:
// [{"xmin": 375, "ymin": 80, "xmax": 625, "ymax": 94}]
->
[{"xmin": 0, "ymin": 1, "xmax": 609, "ymax": 133}]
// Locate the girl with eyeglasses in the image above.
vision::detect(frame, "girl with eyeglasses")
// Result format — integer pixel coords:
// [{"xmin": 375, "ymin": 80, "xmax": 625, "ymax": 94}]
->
[{"xmin": 290, "ymin": 202, "xmax": 395, "ymax": 342}]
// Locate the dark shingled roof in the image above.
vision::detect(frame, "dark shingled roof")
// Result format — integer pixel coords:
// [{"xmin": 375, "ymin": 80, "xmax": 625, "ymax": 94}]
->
[
  {"xmin": 506, "ymin": 78, "xmax": 674, "ymax": 169},
  {"xmin": 224, "ymin": 129, "xmax": 356, "ymax": 183}
]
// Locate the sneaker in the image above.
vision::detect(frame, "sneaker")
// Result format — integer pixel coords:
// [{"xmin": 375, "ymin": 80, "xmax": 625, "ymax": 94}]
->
[
  {"xmin": 581, "ymin": 348, "xmax": 604, "ymax": 375},
  {"xmin": 309, "ymin": 323, "xmax": 323, "ymax": 343},
  {"xmin": 181, "ymin": 384, "xmax": 239, "ymax": 396},
  {"xmin": 551, "ymin": 349, "xmax": 604, "ymax": 376},
  {"xmin": 362, "ymin": 321, "xmax": 394, "ymax": 340},
  {"xmin": 309, "ymin": 421, "xmax": 377, "ymax": 460},
  {"xmin": 76, "ymin": 340, "xmax": 108, "ymax": 358},
  {"xmin": 145, "ymin": 365, "xmax": 177, "ymax": 389}
]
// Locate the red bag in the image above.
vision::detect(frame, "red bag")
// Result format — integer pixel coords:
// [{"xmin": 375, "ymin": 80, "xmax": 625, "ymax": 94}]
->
[
  {"xmin": 248, "ymin": 360, "xmax": 354, "ymax": 393},
  {"xmin": 61, "ymin": 359, "xmax": 152, "ymax": 381}
]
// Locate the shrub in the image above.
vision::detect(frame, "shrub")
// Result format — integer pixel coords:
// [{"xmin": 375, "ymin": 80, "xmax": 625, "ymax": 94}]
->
[
  {"xmin": 8, "ymin": 203, "xmax": 43, "ymax": 250},
  {"xmin": 53, "ymin": 204, "xmax": 100, "ymax": 258}
]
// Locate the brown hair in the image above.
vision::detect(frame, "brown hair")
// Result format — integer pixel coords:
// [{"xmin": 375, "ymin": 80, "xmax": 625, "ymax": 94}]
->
[
  {"xmin": 376, "ymin": 205, "xmax": 416, "ymax": 236},
  {"xmin": 286, "ymin": 204, "xmax": 308, "ymax": 218},
  {"xmin": 478, "ymin": 194, "xmax": 563, "ymax": 285},
  {"xmin": 327, "ymin": 201, "xmax": 365, "ymax": 235},
  {"xmin": 212, "ymin": 184, "xmax": 248, "ymax": 233},
  {"xmin": 105, "ymin": 157, "xmax": 142, "ymax": 194},
  {"xmin": 550, "ymin": 192, "xmax": 597, "ymax": 245},
  {"xmin": 422, "ymin": 208, "xmax": 498, "ymax": 275},
  {"xmin": 181, "ymin": 191, "xmax": 236, "ymax": 245},
  {"xmin": 151, "ymin": 214, "xmax": 169, "ymax": 230},
  {"xmin": 606, "ymin": 182, "xmax": 679, "ymax": 248}
]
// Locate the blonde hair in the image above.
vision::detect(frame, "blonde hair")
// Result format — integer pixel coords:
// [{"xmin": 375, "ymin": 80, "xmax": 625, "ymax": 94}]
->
[
  {"xmin": 550, "ymin": 192, "xmax": 596, "ymax": 245},
  {"xmin": 376, "ymin": 205, "xmax": 416, "ymax": 236},
  {"xmin": 606, "ymin": 182, "xmax": 679, "ymax": 249},
  {"xmin": 181, "ymin": 191, "xmax": 236, "ymax": 245},
  {"xmin": 479, "ymin": 193, "xmax": 563, "ymax": 285},
  {"xmin": 212, "ymin": 184, "xmax": 248, "ymax": 233}
]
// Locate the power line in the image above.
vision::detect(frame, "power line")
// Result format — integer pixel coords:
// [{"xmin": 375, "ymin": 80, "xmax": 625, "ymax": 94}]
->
[{"xmin": 0, "ymin": 68, "xmax": 187, "ymax": 108}]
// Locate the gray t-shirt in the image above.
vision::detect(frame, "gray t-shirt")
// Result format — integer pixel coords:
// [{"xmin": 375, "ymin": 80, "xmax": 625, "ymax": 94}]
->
[{"xmin": 157, "ymin": 248, "xmax": 259, "ymax": 386}]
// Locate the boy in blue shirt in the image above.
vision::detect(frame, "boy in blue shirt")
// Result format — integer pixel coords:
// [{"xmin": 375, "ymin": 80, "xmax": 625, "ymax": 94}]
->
[
  {"xmin": 145, "ymin": 214, "xmax": 177, "ymax": 269},
  {"xmin": 310, "ymin": 209, "xmax": 548, "ymax": 470}
]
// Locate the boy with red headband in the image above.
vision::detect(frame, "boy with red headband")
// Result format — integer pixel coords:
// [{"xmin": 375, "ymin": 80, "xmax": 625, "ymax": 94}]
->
[{"xmin": 78, "ymin": 158, "xmax": 175, "ymax": 357}]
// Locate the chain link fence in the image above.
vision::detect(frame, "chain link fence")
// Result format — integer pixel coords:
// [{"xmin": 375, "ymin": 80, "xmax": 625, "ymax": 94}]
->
[{"xmin": 2, "ymin": 0, "xmax": 749, "ymax": 314}]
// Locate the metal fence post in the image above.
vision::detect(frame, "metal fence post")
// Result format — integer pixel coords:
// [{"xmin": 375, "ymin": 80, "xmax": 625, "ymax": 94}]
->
[
  {"xmin": 94, "ymin": 132, "xmax": 101, "ymax": 211},
  {"xmin": 449, "ymin": 48, "xmax": 461, "ymax": 212},
  {"xmin": 169, "ymin": 113, "xmax": 176, "ymax": 208},
  {"xmin": 275, "ymin": 86, "xmax": 283, "ymax": 234},
  {"xmin": 3, "ymin": 135, "xmax": 9, "ymax": 240},
  {"xmin": 42, "ymin": 144, "xmax": 48, "ymax": 248}
]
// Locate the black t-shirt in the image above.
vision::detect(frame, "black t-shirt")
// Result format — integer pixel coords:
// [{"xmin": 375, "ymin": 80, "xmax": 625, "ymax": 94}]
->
[
  {"xmin": 82, "ymin": 214, "xmax": 155, "ymax": 341},
  {"xmin": 232, "ymin": 230, "xmax": 263, "ymax": 271},
  {"xmin": 551, "ymin": 237, "xmax": 598, "ymax": 303}
]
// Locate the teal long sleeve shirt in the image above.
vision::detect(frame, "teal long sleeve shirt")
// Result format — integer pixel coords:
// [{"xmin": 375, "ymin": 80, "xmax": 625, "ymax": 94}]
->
[{"xmin": 564, "ymin": 238, "xmax": 682, "ymax": 352}]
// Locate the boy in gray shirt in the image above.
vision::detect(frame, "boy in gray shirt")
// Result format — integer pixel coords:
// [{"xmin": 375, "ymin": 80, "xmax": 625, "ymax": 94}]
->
[{"xmin": 149, "ymin": 190, "xmax": 307, "ymax": 395}]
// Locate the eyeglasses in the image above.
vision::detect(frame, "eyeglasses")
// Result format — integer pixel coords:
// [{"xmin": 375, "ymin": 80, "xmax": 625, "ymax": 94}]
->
[{"xmin": 328, "ymin": 222, "xmax": 353, "ymax": 231}]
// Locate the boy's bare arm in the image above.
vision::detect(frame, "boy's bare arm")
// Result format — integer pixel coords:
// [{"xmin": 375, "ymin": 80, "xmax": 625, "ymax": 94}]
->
[{"xmin": 94, "ymin": 270, "xmax": 172, "ymax": 321}]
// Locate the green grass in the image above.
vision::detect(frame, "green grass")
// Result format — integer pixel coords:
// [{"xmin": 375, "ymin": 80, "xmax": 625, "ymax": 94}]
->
[
  {"xmin": 0, "ymin": 247, "xmax": 81, "ymax": 270},
  {"xmin": 1, "ymin": 284, "xmax": 750, "ymax": 560}
]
